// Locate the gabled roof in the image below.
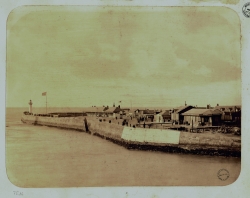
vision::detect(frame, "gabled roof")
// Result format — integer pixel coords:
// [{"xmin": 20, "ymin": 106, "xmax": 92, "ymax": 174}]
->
[
  {"xmin": 160, "ymin": 110, "xmax": 171, "ymax": 116},
  {"xmin": 202, "ymin": 109, "xmax": 222, "ymax": 116},
  {"xmin": 104, "ymin": 107, "xmax": 120, "ymax": 113},
  {"xmin": 172, "ymin": 105, "xmax": 192, "ymax": 111},
  {"xmin": 182, "ymin": 108, "xmax": 222, "ymax": 116},
  {"xmin": 182, "ymin": 109, "xmax": 208, "ymax": 116},
  {"xmin": 176, "ymin": 105, "xmax": 193, "ymax": 113}
]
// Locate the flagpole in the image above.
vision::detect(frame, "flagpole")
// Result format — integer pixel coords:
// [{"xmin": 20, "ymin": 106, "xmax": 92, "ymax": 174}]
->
[{"xmin": 46, "ymin": 93, "xmax": 47, "ymax": 114}]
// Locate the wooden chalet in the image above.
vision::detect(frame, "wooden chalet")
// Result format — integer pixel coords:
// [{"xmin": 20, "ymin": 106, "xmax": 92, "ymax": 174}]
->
[
  {"xmin": 171, "ymin": 105, "xmax": 193, "ymax": 124},
  {"xmin": 104, "ymin": 106, "xmax": 121, "ymax": 117},
  {"xmin": 182, "ymin": 108, "xmax": 222, "ymax": 126}
]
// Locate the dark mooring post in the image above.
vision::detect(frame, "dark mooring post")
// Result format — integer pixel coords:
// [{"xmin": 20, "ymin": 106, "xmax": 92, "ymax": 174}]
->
[
  {"xmin": 84, "ymin": 117, "xmax": 89, "ymax": 132},
  {"xmin": 192, "ymin": 119, "xmax": 193, "ymax": 132}
]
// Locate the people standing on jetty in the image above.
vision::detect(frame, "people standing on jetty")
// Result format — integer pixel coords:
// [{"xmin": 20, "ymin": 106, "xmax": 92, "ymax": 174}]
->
[
  {"xmin": 137, "ymin": 118, "xmax": 140, "ymax": 124},
  {"xmin": 122, "ymin": 119, "xmax": 127, "ymax": 126}
]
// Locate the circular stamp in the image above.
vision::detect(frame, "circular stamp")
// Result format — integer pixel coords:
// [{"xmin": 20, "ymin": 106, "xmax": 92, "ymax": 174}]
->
[
  {"xmin": 217, "ymin": 169, "xmax": 230, "ymax": 181},
  {"xmin": 242, "ymin": 2, "xmax": 250, "ymax": 18}
]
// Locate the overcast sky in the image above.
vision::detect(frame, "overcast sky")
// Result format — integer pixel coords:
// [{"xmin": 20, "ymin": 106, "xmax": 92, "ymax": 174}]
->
[{"xmin": 6, "ymin": 6, "xmax": 241, "ymax": 108}]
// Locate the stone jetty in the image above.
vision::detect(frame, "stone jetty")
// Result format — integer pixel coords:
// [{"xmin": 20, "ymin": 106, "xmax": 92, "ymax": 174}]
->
[{"xmin": 21, "ymin": 114, "xmax": 241, "ymax": 157}]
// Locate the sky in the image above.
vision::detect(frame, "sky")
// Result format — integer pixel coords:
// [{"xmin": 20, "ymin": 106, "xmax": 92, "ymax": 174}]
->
[{"xmin": 6, "ymin": 6, "xmax": 241, "ymax": 108}]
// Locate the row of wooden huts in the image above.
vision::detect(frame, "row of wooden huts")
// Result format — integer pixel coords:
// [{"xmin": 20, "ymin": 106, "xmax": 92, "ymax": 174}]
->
[
  {"xmin": 82, "ymin": 105, "xmax": 129, "ymax": 118},
  {"xmin": 81, "ymin": 104, "xmax": 241, "ymax": 126},
  {"xmin": 170, "ymin": 104, "xmax": 241, "ymax": 126}
]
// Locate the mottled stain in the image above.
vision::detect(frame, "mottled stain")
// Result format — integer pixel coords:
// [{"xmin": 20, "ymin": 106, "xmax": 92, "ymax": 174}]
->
[
  {"xmin": 191, "ymin": 0, "xmax": 240, "ymax": 5},
  {"xmin": 6, "ymin": 6, "xmax": 241, "ymax": 107}
]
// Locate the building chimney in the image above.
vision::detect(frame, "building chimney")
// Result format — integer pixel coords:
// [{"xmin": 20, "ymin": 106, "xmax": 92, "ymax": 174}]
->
[
  {"xmin": 113, "ymin": 103, "xmax": 115, "ymax": 107},
  {"xmin": 207, "ymin": 104, "xmax": 210, "ymax": 109},
  {"xmin": 217, "ymin": 104, "xmax": 219, "ymax": 106},
  {"xmin": 185, "ymin": 101, "xmax": 187, "ymax": 106}
]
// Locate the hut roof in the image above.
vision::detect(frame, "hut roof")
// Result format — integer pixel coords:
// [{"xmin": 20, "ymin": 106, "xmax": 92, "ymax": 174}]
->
[
  {"xmin": 172, "ymin": 105, "xmax": 191, "ymax": 111},
  {"xmin": 202, "ymin": 109, "xmax": 222, "ymax": 116},
  {"xmin": 176, "ymin": 105, "xmax": 193, "ymax": 113},
  {"xmin": 104, "ymin": 107, "xmax": 120, "ymax": 113},
  {"xmin": 182, "ymin": 108, "xmax": 222, "ymax": 116},
  {"xmin": 182, "ymin": 109, "xmax": 207, "ymax": 116},
  {"xmin": 159, "ymin": 110, "xmax": 171, "ymax": 116}
]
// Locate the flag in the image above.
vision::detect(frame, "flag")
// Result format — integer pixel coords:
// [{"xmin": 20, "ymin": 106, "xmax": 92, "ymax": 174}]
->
[{"xmin": 42, "ymin": 92, "xmax": 47, "ymax": 96}]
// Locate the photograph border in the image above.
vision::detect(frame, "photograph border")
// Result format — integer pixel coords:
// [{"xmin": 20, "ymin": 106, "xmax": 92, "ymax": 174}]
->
[{"xmin": 1, "ymin": 0, "xmax": 250, "ymax": 197}]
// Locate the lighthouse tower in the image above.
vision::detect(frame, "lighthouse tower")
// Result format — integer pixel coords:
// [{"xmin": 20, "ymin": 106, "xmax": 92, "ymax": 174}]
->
[{"xmin": 28, "ymin": 100, "xmax": 33, "ymax": 113}]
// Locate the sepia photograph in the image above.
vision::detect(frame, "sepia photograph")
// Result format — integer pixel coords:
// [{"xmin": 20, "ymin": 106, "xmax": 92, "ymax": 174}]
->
[{"xmin": 5, "ymin": 4, "xmax": 244, "ymax": 190}]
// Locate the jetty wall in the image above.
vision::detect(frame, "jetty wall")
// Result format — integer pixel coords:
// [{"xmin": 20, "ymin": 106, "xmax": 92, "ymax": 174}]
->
[
  {"xmin": 121, "ymin": 127, "xmax": 180, "ymax": 144},
  {"xmin": 21, "ymin": 115, "xmax": 241, "ymax": 157}
]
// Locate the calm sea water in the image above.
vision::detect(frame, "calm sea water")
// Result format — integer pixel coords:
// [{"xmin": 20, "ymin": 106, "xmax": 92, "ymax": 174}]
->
[{"xmin": 5, "ymin": 108, "xmax": 241, "ymax": 187}]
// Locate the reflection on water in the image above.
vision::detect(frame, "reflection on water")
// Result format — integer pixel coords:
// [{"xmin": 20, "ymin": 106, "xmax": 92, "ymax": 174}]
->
[{"xmin": 5, "ymin": 108, "xmax": 241, "ymax": 187}]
